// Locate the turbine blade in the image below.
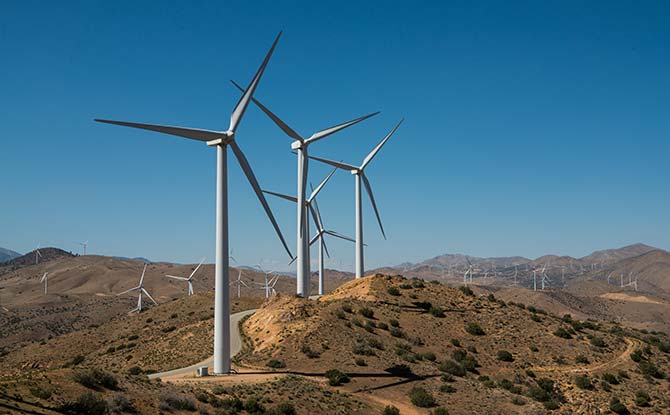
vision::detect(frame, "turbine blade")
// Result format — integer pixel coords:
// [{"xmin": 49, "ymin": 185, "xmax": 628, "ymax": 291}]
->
[
  {"xmin": 40, "ymin": 272, "xmax": 48, "ymax": 282},
  {"xmin": 307, "ymin": 154, "xmax": 358, "ymax": 171},
  {"xmin": 311, "ymin": 193, "xmax": 325, "ymax": 229},
  {"xmin": 263, "ymin": 189, "xmax": 298, "ymax": 203},
  {"xmin": 142, "ymin": 288, "xmax": 158, "ymax": 305},
  {"xmin": 324, "ymin": 230, "xmax": 356, "ymax": 243},
  {"xmin": 305, "ymin": 111, "xmax": 380, "ymax": 144},
  {"xmin": 309, "ymin": 232, "xmax": 321, "ymax": 246},
  {"xmin": 308, "ymin": 167, "xmax": 337, "ymax": 202},
  {"xmin": 139, "ymin": 264, "xmax": 147, "ymax": 286},
  {"xmin": 308, "ymin": 204, "xmax": 323, "ymax": 232},
  {"xmin": 165, "ymin": 275, "xmax": 188, "ymax": 281},
  {"xmin": 94, "ymin": 119, "xmax": 223, "ymax": 142},
  {"xmin": 230, "ymin": 80, "xmax": 303, "ymax": 141},
  {"xmin": 230, "ymin": 141, "xmax": 293, "ymax": 259},
  {"xmin": 188, "ymin": 258, "xmax": 205, "ymax": 279},
  {"xmin": 229, "ymin": 32, "xmax": 281, "ymax": 132},
  {"xmin": 360, "ymin": 118, "xmax": 403, "ymax": 169},
  {"xmin": 323, "ymin": 237, "xmax": 331, "ymax": 258},
  {"xmin": 117, "ymin": 286, "xmax": 139, "ymax": 296},
  {"xmin": 361, "ymin": 173, "xmax": 386, "ymax": 239}
]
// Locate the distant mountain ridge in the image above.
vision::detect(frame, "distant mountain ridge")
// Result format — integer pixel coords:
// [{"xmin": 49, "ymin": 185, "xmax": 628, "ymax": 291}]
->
[{"xmin": 0, "ymin": 247, "xmax": 21, "ymax": 263}]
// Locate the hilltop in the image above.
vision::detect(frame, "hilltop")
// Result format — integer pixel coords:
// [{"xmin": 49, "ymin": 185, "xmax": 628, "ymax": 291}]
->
[
  {"xmin": 0, "ymin": 247, "xmax": 21, "ymax": 263},
  {"xmin": 237, "ymin": 274, "xmax": 670, "ymax": 414}
]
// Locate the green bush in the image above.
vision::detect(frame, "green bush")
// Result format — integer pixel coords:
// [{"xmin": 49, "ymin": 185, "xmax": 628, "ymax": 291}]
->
[
  {"xmin": 438, "ymin": 360, "xmax": 466, "ymax": 377},
  {"xmin": 430, "ymin": 408, "xmax": 449, "ymax": 415},
  {"xmin": 389, "ymin": 319, "xmax": 400, "ymax": 327},
  {"xmin": 382, "ymin": 406, "xmax": 400, "ymax": 415},
  {"xmin": 387, "ymin": 287, "xmax": 401, "ymax": 296},
  {"xmin": 342, "ymin": 304, "xmax": 353, "ymax": 313},
  {"xmin": 266, "ymin": 359, "xmax": 286, "ymax": 369},
  {"xmin": 390, "ymin": 327, "xmax": 404, "ymax": 338},
  {"xmin": 68, "ymin": 355, "xmax": 85, "ymax": 367},
  {"xmin": 458, "ymin": 286, "xmax": 474, "ymax": 296},
  {"xmin": 575, "ymin": 355, "xmax": 589, "ymax": 364},
  {"xmin": 72, "ymin": 369, "xmax": 118, "ymax": 390},
  {"xmin": 59, "ymin": 392, "xmax": 108, "ymax": 414},
  {"xmin": 465, "ymin": 322, "xmax": 485, "ymax": 336},
  {"xmin": 610, "ymin": 397, "xmax": 630, "ymax": 415},
  {"xmin": 360, "ymin": 307, "xmax": 374, "ymax": 318},
  {"xmin": 325, "ymin": 369, "xmax": 350, "ymax": 386},
  {"xmin": 244, "ymin": 397, "xmax": 265, "ymax": 414},
  {"xmin": 496, "ymin": 350, "xmax": 514, "ymax": 362},
  {"xmin": 635, "ymin": 390, "xmax": 651, "ymax": 407},
  {"xmin": 268, "ymin": 401, "xmax": 296, "ymax": 415},
  {"xmin": 530, "ymin": 314, "xmax": 542, "ymax": 322},
  {"xmin": 589, "ymin": 336, "xmax": 606, "ymax": 347},
  {"xmin": 377, "ymin": 322, "xmax": 388, "ymax": 330},
  {"xmin": 300, "ymin": 344, "xmax": 320, "ymax": 358},
  {"xmin": 29, "ymin": 386, "xmax": 52, "ymax": 400},
  {"xmin": 511, "ymin": 396, "xmax": 526, "ymax": 406},
  {"xmin": 553, "ymin": 327, "xmax": 572, "ymax": 339},
  {"xmin": 355, "ymin": 358, "xmax": 367, "ymax": 366},
  {"xmin": 419, "ymin": 351, "xmax": 436, "ymax": 361},
  {"xmin": 127, "ymin": 366, "xmax": 142, "ymax": 375},
  {"xmin": 574, "ymin": 375, "xmax": 593, "ymax": 390},
  {"xmin": 543, "ymin": 400, "xmax": 560, "ymax": 410},
  {"xmin": 450, "ymin": 338, "xmax": 461, "ymax": 347},
  {"xmin": 602, "ymin": 372, "xmax": 619, "ymax": 384},
  {"xmin": 159, "ymin": 393, "xmax": 196, "ymax": 411},
  {"xmin": 335, "ymin": 309, "xmax": 346, "ymax": 319},
  {"xmin": 639, "ymin": 360, "xmax": 663, "ymax": 378},
  {"xmin": 440, "ymin": 384, "xmax": 456, "ymax": 393},
  {"xmin": 429, "ymin": 306, "xmax": 445, "ymax": 317},
  {"xmin": 408, "ymin": 386, "xmax": 436, "ymax": 408}
]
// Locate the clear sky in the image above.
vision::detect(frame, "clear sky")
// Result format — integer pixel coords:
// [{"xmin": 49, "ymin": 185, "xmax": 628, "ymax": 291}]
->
[{"xmin": 2, "ymin": 1, "xmax": 669, "ymax": 270}]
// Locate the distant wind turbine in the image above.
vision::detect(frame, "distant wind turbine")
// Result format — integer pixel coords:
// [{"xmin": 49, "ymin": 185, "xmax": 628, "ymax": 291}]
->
[
  {"xmin": 118, "ymin": 264, "xmax": 158, "ymax": 313},
  {"xmin": 230, "ymin": 270, "xmax": 249, "ymax": 298},
  {"xmin": 40, "ymin": 272, "xmax": 49, "ymax": 295},
  {"xmin": 309, "ymin": 119, "xmax": 404, "ymax": 278},
  {"xmin": 78, "ymin": 241, "xmax": 88, "ymax": 256},
  {"xmin": 165, "ymin": 258, "xmax": 205, "ymax": 296},
  {"xmin": 35, "ymin": 244, "xmax": 42, "ymax": 265}
]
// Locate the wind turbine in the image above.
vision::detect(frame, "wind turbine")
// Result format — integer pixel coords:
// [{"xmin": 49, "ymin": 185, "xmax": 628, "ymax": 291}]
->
[
  {"xmin": 118, "ymin": 264, "xmax": 158, "ymax": 313},
  {"xmin": 230, "ymin": 270, "xmax": 249, "ymax": 298},
  {"xmin": 309, "ymin": 119, "xmax": 404, "ymax": 278},
  {"xmin": 95, "ymin": 33, "xmax": 291, "ymax": 375},
  {"xmin": 464, "ymin": 259, "xmax": 474, "ymax": 284},
  {"xmin": 541, "ymin": 265, "xmax": 550, "ymax": 290},
  {"xmin": 165, "ymin": 258, "xmax": 205, "ymax": 296},
  {"xmin": 78, "ymin": 241, "xmax": 88, "ymax": 256},
  {"xmin": 35, "ymin": 244, "xmax": 42, "ymax": 265},
  {"xmin": 40, "ymin": 272, "xmax": 49, "ymax": 295},
  {"xmin": 513, "ymin": 265, "xmax": 518, "ymax": 285},
  {"xmin": 231, "ymin": 80, "xmax": 378, "ymax": 296}
]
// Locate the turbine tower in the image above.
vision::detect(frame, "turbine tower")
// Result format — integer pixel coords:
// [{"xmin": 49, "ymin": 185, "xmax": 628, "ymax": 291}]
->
[
  {"xmin": 165, "ymin": 258, "xmax": 205, "ymax": 296},
  {"xmin": 95, "ymin": 33, "xmax": 292, "ymax": 375},
  {"xmin": 230, "ymin": 270, "xmax": 248, "ymax": 298},
  {"xmin": 78, "ymin": 241, "xmax": 88, "ymax": 256},
  {"xmin": 40, "ymin": 272, "xmax": 49, "ymax": 295},
  {"xmin": 118, "ymin": 264, "xmax": 158, "ymax": 313},
  {"xmin": 231, "ymin": 80, "xmax": 378, "ymax": 296},
  {"xmin": 35, "ymin": 244, "xmax": 42, "ymax": 265},
  {"xmin": 309, "ymin": 120, "xmax": 404, "ymax": 278}
]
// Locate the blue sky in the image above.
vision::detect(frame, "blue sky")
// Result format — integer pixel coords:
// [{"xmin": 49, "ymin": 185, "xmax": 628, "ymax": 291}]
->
[{"xmin": 1, "ymin": 1, "xmax": 669, "ymax": 270}]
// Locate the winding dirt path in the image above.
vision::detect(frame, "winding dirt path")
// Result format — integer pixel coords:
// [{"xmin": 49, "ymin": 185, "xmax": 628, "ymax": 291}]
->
[{"xmin": 531, "ymin": 337, "xmax": 639, "ymax": 374}]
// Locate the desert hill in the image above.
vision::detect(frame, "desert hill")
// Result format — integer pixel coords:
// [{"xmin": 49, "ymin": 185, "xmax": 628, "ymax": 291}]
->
[
  {"xmin": 239, "ymin": 274, "xmax": 670, "ymax": 414},
  {"xmin": 0, "ymin": 247, "xmax": 74, "ymax": 270},
  {"xmin": 581, "ymin": 243, "xmax": 659, "ymax": 266},
  {"xmin": 0, "ymin": 247, "xmax": 21, "ymax": 263}
]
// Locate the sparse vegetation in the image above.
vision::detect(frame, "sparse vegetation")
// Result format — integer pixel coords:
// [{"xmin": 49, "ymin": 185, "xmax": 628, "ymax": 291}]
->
[
  {"xmin": 73, "ymin": 369, "xmax": 118, "ymax": 390},
  {"xmin": 429, "ymin": 306, "xmax": 445, "ymax": 317},
  {"xmin": 610, "ymin": 397, "xmax": 630, "ymax": 414},
  {"xmin": 382, "ymin": 406, "xmax": 400, "ymax": 415},
  {"xmin": 496, "ymin": 350, "xmax": 514, "ymax": 362},
  {"xmin": 359, "ymin": 307, "xmax": 374, "ymax": 319},
  {"xmin": 59, "ymin": 392, "xmax": 109, "ymax": 414},
  {"xmin": 324, "ymin": 369, "xmax": 350, "ymax": 386},
  {"xmin": 589, "ymin": 336, "xmax": 606, "ymax": 347},
  {"xmin": 458, "ymin": 286, "xmax": 474, "ymax": 296},
  {"xmin": 465, "ymin": 322, "xmax": 485, "ymax": 336},
  {"xmin": 553, "ymin": 327, "xmax": 572, "ymax": 339},
  {"xmin": 635, "ymin": 390, "xmax": 651, "ymax": 407},
  {"xmin": 387, "ymin": 287, "xmax": 401, "ymax": 296},
  {"xmin": 267, "ymin": 359, "xmax": 286, "ymax": 369},
  {"xmin": 574, "ymin": 375, "xmax": 593, "ymax": 390},
  {"xmin": 575, "ymin": 355, "xmax": 589, "ymax": 364},
  {"xmin": 300, "ymin": 344, "xmax": 320, "ymax": 358},
  {"xmin": 389, "ymin": 319, "xmax": 400, "ymax": 327},
  {"xmin": 408, "ymin": 386, "xmax": 436, "ymax": 408}
]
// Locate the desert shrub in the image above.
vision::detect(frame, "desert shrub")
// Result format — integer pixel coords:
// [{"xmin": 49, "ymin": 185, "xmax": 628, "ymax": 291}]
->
[
  {"xmin": 266, "ymin": 359, "xmax": 286, "ymax": 369},
  {"xmin": 575, "ymin": 355, "xmax": 589, "ymax": 364},
  {"xmin": 360, "ymin": 307, "xmax": 374, "ymax": 319},
  {"xmin": 29, "ymin": 386, "xmax": 52, "ymax": 400},
  {"xmin": 467, "ymin": 345, "xmax": 477, "ymax": 354},
  {"xmin": 408, "ymin": 386, "xmax": 435, "ymax": 408},
  {"xmin": 439, "ymin": 360, "xmax": 466, "ymax": 376},
  {"xmin": 108, "ymin": 393, "xmax": 136, "ymax": 413},
  {"xmin": 529, "ymin": 345, "xmax": 539, "ymax": 352},
  {"xmin": 355, "ymin": 358, "xmax": 367, "ymax": 366},
  {"xmin": 458, "ymin": 286, "xmax": 474, "ymax": 296},
  {"xmin": 352, "ymin": 341, "xmax": 376, "ymax": 356},
  {"xmin": 590, "ymin": 336, "xmax": 606, "ymax": 347},
  {"xmin": 410, "ymin": 278, "xmax": 425, "ymax": 288},
  {"xmin": 159, "ymin": 393, "xmax": 196, "ymax": 411},
  {"xmin": 335, "ymin": 309, "xmax": 345, "ymax": 319},
  {"xmin": 429, "ymin": 306, "xmax": 445, "ymax": 318},
  {"xmin": 352, "ymin": 318, "xmax": 363, "ymax": 327},
  {"xmin": 73, "ymin": 369, "xmax": 118, "ymax": 390},
  {"xmin": 59, "ymin": 392, "xmax": 109, "ymax": 414},
  {"xmin": 410, "ymin": 336, "xmax": 424, "ymax": 346},
  {"xmin": 385, "ymin": 364, "xmax": 413, "ymax": 377},
  {"xmin": 419, "ymin": 351, "xmax": 436, "ymax": 361},
  {"xmin": 497, "ymin": 350, "xmax": 514, "ymax": 362},
  {"xmin": 162, "ymin": 325, "xmax": 176, "ymax": 333},
  {"xmin": 268, "ymin": 401, "xmax": 296, "ymax": 415},
  {"xmin": 342, "ymin": 304, "xmax": 353, "ymax": 313},
  {"xmin": 300, "ymin": 345, "xmax": 320, "ymax": 358},
  {"xmin": 465, "ymin": 322, "xmax": 485, "ymax": 336},
  {"xmin": 387, "ymin": 287, "xmax": 401, "ymax": 296},
  {"xmin": 525, "ymin": 369, "xmax": 536, "ymax": 378},
  {"xmin": 389, "ymin": 319, "xmax": 400, "ymax": 327},
  {"xmin": 440, "ymin": 384, "xmax": 456, "ymax": 393},
  {"xmin": 610, "ymin": 397, "xmax": 630, "ymax": 415},
  {"xmin": 244, "ymin": 397, "xmax": 265, "ymax": 414},
  {"xmin": 450, "ymin": 338, "xmax": 461, "ymax": 347},
  {"xmin": 430, "ymin": 408, "xmax": 449, "ymax": 415},
  {"xmin": 105, "ymin": 346, "xmax": 116, "ymax": 354},
  {"xmin": 574, "ymin": 375, "xmax": 593, "ymax": 390},
  {"xmin": 553, "ymin": 327, "xmax": 572, "ymax": 339},
  {"xmin": 127, "ymin": 366, "xmax": 143, "ymax": 375},
  {"xmin": 366, "ymin": 337, "xmax": 384, "ymax": 350},
  {"xmin": 377, "ymin": 322, "xmax": 388, "ymax": 330},
  {"xmin": 128, "ymin": 334, "xmax": 139, "ymax": 341},
  {"xmin": 498, "ymin": 379, "xmax": 513, "ymax": 390},
  {"xmin": 638, "ymin": 360, "xmax": 663, "ymax": 378},
  {"xmin": 543, "ymin": 400, "xmax": 560, "ymax": 410},
  {"xmin": 511, "ymin": 396, "xmax": 526, "ymax": 406},
  {"xmin": 382, "ymin": 406, "xmax": 400, "ymax": 415},
  {"xmin": 635, "ymin": 390, "xmax": 650, "ymax": 407},
  {"xmin": 399, "ymin": 283, "xmax": 412, "ymax": 289},
  {"xmin": 602, "ymin": 372, "xmax": 619, "ymax": 384},
  {"xmin": 325, "ymin": 369, "xmax": 350, "ymax": 386},
  {"xmin": 194, "ymin": 390, "xmax": 210, "ymax": 403},
  {"xmin": 630, "ymin": 349, "xmax": 643, "ymax": 362},
  {"xmin": 219, "ymin": 397, "xmax": 243, "ymax": 411},
  {"xmin": 390, "ymin": 327, "xmax": 405, "ymax": 338},
  {"xmin": 527, "ymin": 386, "xmax": 550, "ymax": 402},
  {"xmin": 364, "ymin": 320, "xmax": 376, "ymax": 333},
  {"xmin": 68, "ymin": 355, "xmax": 85, "ymax": 367}
]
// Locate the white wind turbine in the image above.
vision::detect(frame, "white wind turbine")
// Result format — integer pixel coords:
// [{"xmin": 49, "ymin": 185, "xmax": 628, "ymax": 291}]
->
[
  {"xmin": 541, "ymin": 265, "xmax": 550, "ymax": 290},
  {"xmin": 231, "ymin": 80, "xmax": 378, "ymax": 296},
  {"xmin": 118, "ymin": 264, "xmax": 158, "ymax": 313},
  {"xmin": 78, "ymin": 241, "xmax": 88, "ymax": 256},
  {"xmin": 464, "ymin": 259, "xmax": 474, "ymax": 284},
  {"xmin": 230, "ymin": 270, "xmax": 249, "ymax": 298},
  {"xmin": 309, "ymin": 120, "xmax": 404, "ymax": 278},
  {"xmin": 165, "ymin": 258, "xmax": 205, "ymax": 296},
  {"xmin": 35, "ymin": 244, "xmax": 42, "ymax": 265},
  {"xmin": 40, "ymin": 272, "xmax": 49, "ymax": 295},
  {"xmin": 95, "ymin": 33, "xmax": 292, "ymax": 375}
]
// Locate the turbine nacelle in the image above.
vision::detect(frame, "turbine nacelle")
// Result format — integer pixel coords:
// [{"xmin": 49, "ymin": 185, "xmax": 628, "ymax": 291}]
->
[{"xmin": 206, "ymin": 131, "xmax": 235, "ymax": 147}]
